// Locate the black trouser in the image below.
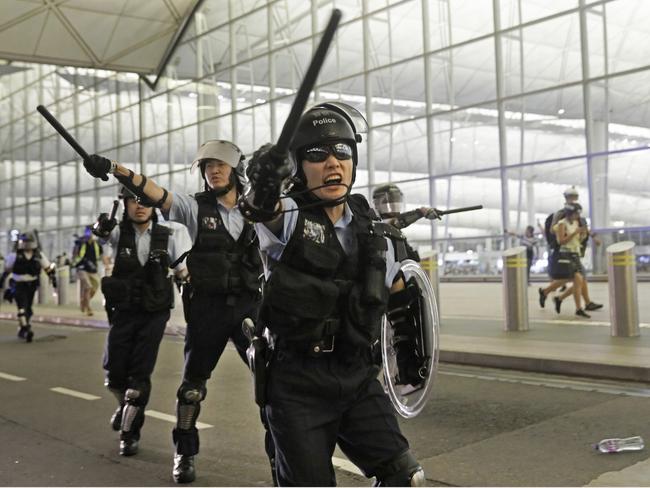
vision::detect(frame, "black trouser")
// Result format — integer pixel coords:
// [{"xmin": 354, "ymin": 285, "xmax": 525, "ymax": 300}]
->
[
  {"xmin": 526, "ymin": 247, "xmax": 534, "ymax": 281},
  {"xmin": 265, "ymin": 347, "xmax": 410, "ymax": 486},
  {"xmin": 103, "ymin": 308, "xmax": 170, "ymax": 439},
  {"xmin": 15, "ymin": 281, "xmax": 38, "ymax": 323},
  {"xmin": 173, "ymin": 289, "xmax": 258, "ymax": 455}
]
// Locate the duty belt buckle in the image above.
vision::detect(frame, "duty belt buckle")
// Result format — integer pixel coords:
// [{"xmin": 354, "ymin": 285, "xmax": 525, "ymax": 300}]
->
[{"xmin": 310, "ymin": 335, "xmax": 335, "ymax": 356}]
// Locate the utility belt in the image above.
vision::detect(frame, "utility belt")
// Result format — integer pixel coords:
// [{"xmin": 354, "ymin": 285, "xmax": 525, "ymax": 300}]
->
[{"xmin": 274, "ymin": 332, "xmax": 337, "ymax": 358}]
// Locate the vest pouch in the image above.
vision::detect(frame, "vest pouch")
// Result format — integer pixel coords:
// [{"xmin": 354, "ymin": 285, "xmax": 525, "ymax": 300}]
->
[
  {"xmin": 263, "ymin": 263, "xmax": 339, "ymax": 340},
  {"xmin": 101, "ymin": 276, "xmax": 131, "ymax": 307},
  {"xmin": 187, "ymin": 251, "xmax": 232, "ymax": 293},
  {"xmin": 345, "ymin": 283, "xmax": 387, "ymax": 345},
  {"xmin": 283, "ymin": 239, "xmax": 341, "ymax": 278},
  {"xmin": 141, "ymin": 260, "xmax": 173, "ymax": 312},
  {"xmin": 141, "ymin": 276, "xmax": 173, "ymax": 312},
  {"xmin": 197, "ymin": 232, "xmax": 233, "ymax": 252}
]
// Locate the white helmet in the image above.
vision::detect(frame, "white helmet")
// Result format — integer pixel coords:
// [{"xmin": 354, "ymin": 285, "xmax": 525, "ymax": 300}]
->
[
  {"xmin": 563, "ymin": 186, "xmax": 579, "ymax": 198},
  {"xmin": 190, "ymin": 140, "xmax": 247, "ymax": 192}
]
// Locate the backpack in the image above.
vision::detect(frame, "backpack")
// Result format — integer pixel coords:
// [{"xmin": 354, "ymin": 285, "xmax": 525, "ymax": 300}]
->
[{"xmin": 544, "ymin": 212, "xmax": 560, "ymax": 251}]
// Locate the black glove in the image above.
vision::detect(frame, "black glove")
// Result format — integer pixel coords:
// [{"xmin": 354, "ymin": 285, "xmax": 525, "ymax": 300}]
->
[
  {"xmin": 247, "ymin": 144, "xmax": 289, "ymax": 199},
  {"xmin": 424, "ymin": 208, "xmax": 442, "ymax": 220},
  {"xmin": 92, "ymin": 212, "xmax": 117, "ymax": 238},
  {"xmin": 240, "ymin": 143, "xmax": 290, "ymax": 221},
  {"xmin": 84, "ymin": 154, "xmax": 112, "ymax": 181}
]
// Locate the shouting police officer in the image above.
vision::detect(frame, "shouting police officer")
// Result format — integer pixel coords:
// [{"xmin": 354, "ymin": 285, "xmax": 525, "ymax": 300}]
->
[
  {"xmin": 93, "ymin": 186, "xmax": 191, "ymax": 457},
  {"xmin": 0, "ymin": 232, "xmax": 56, "ymax": 342},
  {"xmin": 81, "ymin": 140, "xmax": 262, "ymax": 484},
  {"xmin": 242, "ymin": 102, "xmax": 425, "ymax": 486}
]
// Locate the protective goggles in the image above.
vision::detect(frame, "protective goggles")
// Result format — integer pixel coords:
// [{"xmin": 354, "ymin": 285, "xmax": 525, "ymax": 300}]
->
[{"xmin": 300, "ymin": 142, "xmax": 353, "ymax": 163}]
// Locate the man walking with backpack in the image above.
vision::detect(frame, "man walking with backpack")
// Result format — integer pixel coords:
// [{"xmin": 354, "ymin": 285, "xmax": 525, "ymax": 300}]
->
[{"xmin": 539, "ymin": 188, "xmax": 603, "ymax": 315}]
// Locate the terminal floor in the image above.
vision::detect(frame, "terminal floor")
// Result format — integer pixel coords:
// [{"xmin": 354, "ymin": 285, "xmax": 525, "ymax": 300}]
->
[
  {"xmin": 5, "ymin": 281, "xmax": 649, "ymax": 383},
  {"xmin": 2, "ymin": 281, "xmax": 650, "ymax": 486}
]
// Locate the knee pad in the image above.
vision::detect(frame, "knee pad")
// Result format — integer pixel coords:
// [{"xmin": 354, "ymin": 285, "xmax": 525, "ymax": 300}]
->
[
  {"xmin": 177, "ymin": 380, "xmax": 206, "ymax": 404},
  {"xmin": 373, "ymin": 451, "xmax": 425, "ymax": 487},
  {"xmin": 126, "ymin": 378, "xmax": 151, "ymax": 406},
  {"xmin": 176, "ymin": 380, "xmax": 206, "ymax": 431}
]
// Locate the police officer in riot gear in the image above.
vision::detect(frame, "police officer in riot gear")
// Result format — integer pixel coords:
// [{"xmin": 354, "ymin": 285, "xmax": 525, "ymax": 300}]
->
[
  {"xmin": 243, "ymin": 102, "xmax": 425, "ymax": 486},
  {"xmin": 0, "ymin": 232, "xmax": 56, "ymax": 342},
  {"xmin": 93, "ymin": 186, "xmax": 191, "ymax": 456},
  {"xmin": 373, "ymin": 184, "xmax": 441, "ymax": 231},
  {"xmin": 372, "ymin": 184, "xmax": 441, "ymax": 262},
  {"xmin": 82, "ymin": 140, "xmax": 263, "ymax": 483}
]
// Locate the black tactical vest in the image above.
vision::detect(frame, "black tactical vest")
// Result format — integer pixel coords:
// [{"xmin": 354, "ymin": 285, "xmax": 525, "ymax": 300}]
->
[
  {"xmin": 185, "ymin": 191, "xmax": 261, "ymax": 295},
  {"xmin": 101, "ymin": 221, "xmax": 173, "ymax": 312},
  {"xmin": 13, "ymin": 250, "xmax": 42, "ymax": 277},
  {"xmin": 261, "ymin": 193, "xmax": 396, "ymax": 348}
]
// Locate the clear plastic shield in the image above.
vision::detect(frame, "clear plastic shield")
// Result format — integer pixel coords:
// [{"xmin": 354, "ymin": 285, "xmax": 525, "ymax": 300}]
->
[{"xmin": 381, "ymin": 260, "xmax": 440, "ymax": 418}]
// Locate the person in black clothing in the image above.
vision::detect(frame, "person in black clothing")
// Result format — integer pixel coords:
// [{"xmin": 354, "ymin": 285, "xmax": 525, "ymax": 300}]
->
[
  {"xmin": 81, "ymin": 141, "xmax": 263, "ymax": 484},
  {"xmin": 243, "ymin": 102, "xmax": 425, "ymax": 486},
  {"xmin": 372, "ymin": 183, "xmax": 441, "ymax": 262},
  {"xmin": 93, "ymin": 187, "xmax": 191, "ymax": 456},
  {"xmin": 0, "ymin": 232, "xmax": 56, "ymax": 342}
]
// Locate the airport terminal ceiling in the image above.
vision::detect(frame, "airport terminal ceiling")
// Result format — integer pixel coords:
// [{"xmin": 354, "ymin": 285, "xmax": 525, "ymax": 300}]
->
[{"xmin": 0, "ymin": 0, "xmax": 649, "ymax": 273}]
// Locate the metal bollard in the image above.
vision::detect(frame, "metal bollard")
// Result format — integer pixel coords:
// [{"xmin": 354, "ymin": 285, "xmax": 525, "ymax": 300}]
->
[
  {"xmin": 420, "ymin": 251, "xmax": 440, "ymax": 314},
  {"xmin": 38, "ymin": 270, "xmax": 51, "ymax": 305},
  {"xmin": 56, "ymin": 265, "xmax": 70, "ymax": 305},
  {"xmin": 502, "ymin": 246, "xmax": 529, "ymax": 331},
  {"xmin": 607, "ymin": 241, "xmax": 639, "ymax": 337}
]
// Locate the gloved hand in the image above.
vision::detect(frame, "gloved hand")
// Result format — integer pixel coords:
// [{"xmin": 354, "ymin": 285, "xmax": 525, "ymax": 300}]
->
[
  {"xmin": 247, "ymin": 144, "xmax": 289, "ymax": 198},
  {"xmin": 84, "ymin": 154, "xmax": 112, "ymax": 181},
  {"xmin": 422, "ymin": 207, "xmax": 442, "ymax": 220},
  {"xmin": 92, "ymin": 212, "xmax": 117, "ymax": 238},
  {"xmin": 241, "ymin": 143, "xmax": 291, "ymax": 221}
]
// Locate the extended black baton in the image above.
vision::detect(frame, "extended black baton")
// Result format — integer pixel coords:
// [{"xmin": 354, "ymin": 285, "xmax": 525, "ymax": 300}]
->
[
  {"xmin": 437, "ymin": 205, "xmax": 483, "ymax": 216},
  {"xmin": 37, "ymin": 104, "xmax": 89, "ymax": 160},
  {"xmin": 274, "ymin": 8, "xmax": 342, "ymax": 154}
]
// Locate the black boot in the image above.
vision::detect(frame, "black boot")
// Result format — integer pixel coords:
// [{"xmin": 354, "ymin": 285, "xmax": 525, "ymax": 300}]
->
[
  {"xmin": 173, "ymin": 454, "xmax": 196, "ymax": 484},
  {"xmin": 25, "ymin": 327, "xmax": 34, "ymax": 343},
  {"xmin": 17, "ymin": 325, "xmax": 27, "ymax": 339},
  {"xmin": 119, "ymin": 437, "xmax": 139, "ymax": 456},
  {"xmin": 110, "ymin": 406, "xmax": 123, "ymax": 431}
]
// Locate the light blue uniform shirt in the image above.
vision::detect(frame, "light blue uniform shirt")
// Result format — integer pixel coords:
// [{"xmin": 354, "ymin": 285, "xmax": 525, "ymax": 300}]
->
[
  {"xmin": 105, "ymin": 221, "xmax": 192, "ymax": 271},
  {"xmin": 166, "ymin": 192, "xmax": 245, "ymax": 243},
  {"xmin": 255, "ymin": 197, "xmax": 401, "ymax": 289}
]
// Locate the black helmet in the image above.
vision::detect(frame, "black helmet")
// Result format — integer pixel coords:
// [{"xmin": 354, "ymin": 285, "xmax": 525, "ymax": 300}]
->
[
  {"xmin": 372, "ymin": 184, "xmax": 404, "ymax": 218},
  {"xmin": 118, "ymin": 185, "xmax": 156, "ymax": 207},
  {"xmin": 289, "ymin": 102, "xmax": 367, "ymax": 185},
  {"xmin": 119, "ymin": 185, "xmax": 137, "ymax": 201},
  {"xmin": 17, "ymin": 232, "xmax": 37, "ymax": 250}
]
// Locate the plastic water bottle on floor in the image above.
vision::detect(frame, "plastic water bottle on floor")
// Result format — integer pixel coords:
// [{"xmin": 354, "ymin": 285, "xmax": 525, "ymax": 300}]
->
[{"xmin": 594, "ymin": 436, "xmax": 644, "ymax": 453}]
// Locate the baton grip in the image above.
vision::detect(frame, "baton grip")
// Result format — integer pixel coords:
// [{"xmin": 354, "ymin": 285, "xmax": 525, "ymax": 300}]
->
[
  {"xmin": 108, "ymin": 200, "xmax": 119, "ymax": 220},
  {"xmin": 37, "ymin": 105, "xmax": 90, "ymax": 160}
]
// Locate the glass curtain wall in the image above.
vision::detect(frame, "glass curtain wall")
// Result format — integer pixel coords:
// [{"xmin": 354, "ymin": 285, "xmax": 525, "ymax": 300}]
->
[{"xmin": 1, "ymin": 0, "xmax": 649, "ymax": 275}]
